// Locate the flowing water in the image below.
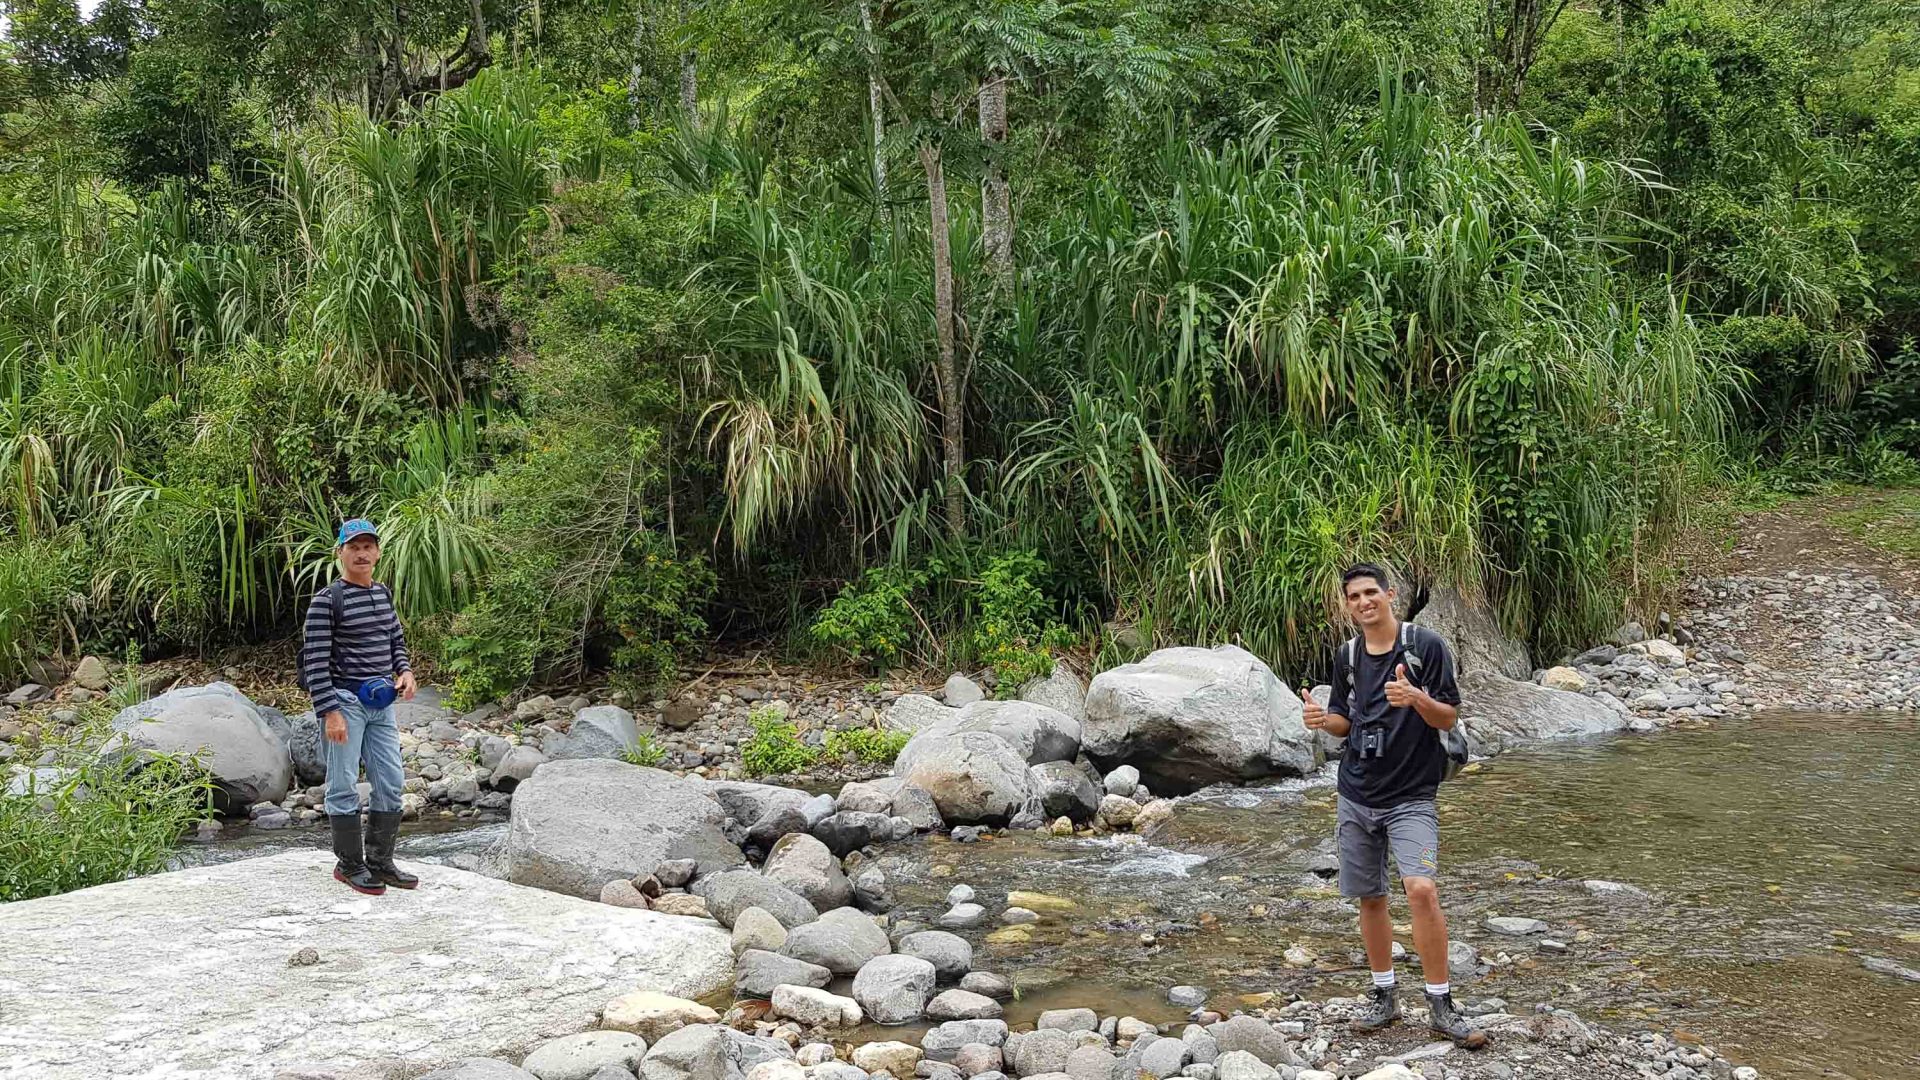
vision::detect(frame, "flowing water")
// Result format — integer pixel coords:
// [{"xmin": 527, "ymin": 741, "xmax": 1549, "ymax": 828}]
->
[
  {"xmin": 875, "ymin": 713, "xmax": 1920, "ymax": 1080},
  {"xmin": 180, "ymin": 713, "xmax": 1919, "ymax": 1078}
]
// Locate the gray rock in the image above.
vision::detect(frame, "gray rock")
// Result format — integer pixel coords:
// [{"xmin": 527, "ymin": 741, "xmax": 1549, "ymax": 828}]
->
[
  {"xmin": 959, "ymin": 972, "xmax": 1011, "ymax": 1000},
  {"xmin": 1139, "ymin": 1038, "xmax": 1188, "ymax": 1079},
  {"xmin": 656, "ymin": 860, "xmax": 697, "ymax": 888},
  {"xmin": 1097, "ymin": 794, "xmax": 1139, "ymax": 829},
  {"xmin": 1167, "ymin": 986, "xmax": 1206, "ymax": 1008},
  {"xmin": 898, "ymin": 930, "xmax": 972, "ymax": 981},
  {"xmin": 693, "ymin": 870, "xmax": 818, "ymax": 930},
  {"xmin": 895, "ymin": 729, "xmax": 1033, "ymax": 825},
  {"xmin": 920, "ymin": 1019, "xmax": 1010, "ymax": 1061},
  {"xmin": 1082, "ymin": 646, "xmax": 1316, "ymax": 794},
  {"xmin": 105, "ymin": 683, "xmax": 292, "ymax": 812},
  {"xmin": 812, "ymin": 812, "xmax": 878, "ymax": 856},
  {"xmin": 1485, "ymin": 916, "xmax": 1549, "ymax": 935},
  {"xmin": 747, "ymin": 806, "xmax": 810, "ymax": 850},
  {"xmin": 1062, "ymin": 1046, "xmax": 1115, "ymax": 1080},
  {"xmin": 1180, "ymin": 1031, "xmax": 1217, "ymax": 1065},
  {"xmin": 421, "ymin": 1060, "xmax": 539, "ymax": 1080},
  {"xmin": 734, "ymin": 949, "xmax": 831, "ymax": 998},
  {"xmin": 1582, "ymin": 879, "xmax": 1653, "ymax": 902},
  {"xmin": 763, "ymin": 833, "xmax": 853, "ymax": 911},
  {"xmin": 1028, "ymin": 761, "xmax": 1101, "ymax": 822},
  {"xmin": 1456, "ymin": 671, "xmax": 1625, "ymax": 753},
  {"xmin": 851, "ymin": 864, "xmax": 896, "ymax": 913},
  {"xmin": 548, "ymin": 706, "xmax": 643, "ymax": 762},
  {"xmin": 493, "ymin": 745, "xmax": 546, "ymax": 791},
  {"xmin": 1037, "ymin": 1008, "xmax": 1098, "ymax": 1032},
  {"xmin": 813, "ymin": 1066, "xmax": 869, "ymax": 1080},
  {"xmin": 1011, "ymin": 1029, "xmax": 1077, "ymax": 1076},
  {"xmin": 946, "ymin": 884, "xmax": 976, "ymax": 906},
  {"xmin": 780, "ymin": 906, "xmax": 890, "ymax": 975},
  {"xmin": 731, "ymin": 907, "xmax": 788, "ymax": 956},
  {"xmin": 1448, "ymin": 940, "xmax": 1480, "ymax": 981},
  {"xmin": 937, "ymin": 903, "xmax": 988, "ymax": 929},
  {"xmin": 951, "ymin": 1044, "xmax": 1003, "ymax": 1076},
  {"xmin": 1863, "ymin": 956, "xmax": 1920, "ymax": 982},
  {"xmin": 1207, "ymin": 1017, "xmax": 1296, "ymax": 1067},
  {"xmin": 838, "ymin": 782, "xmax": 896, "ymax": 815},
  {"xmin": 704, "ymin": 781, "xmax": 814, "ymax": 832},
  {"xmin": 884, "ymin": 695, "xmax": 960, "ymax": 735},
  {"xmin": 800, "ymin": 793, "xmax": 838, "ymax": 828},
  {"xmin": 852, "ymin": 954, "xmax": 937, "ymax": 1025},
  {"xmin": 770, "ymin": 985, "xmax": 863, "ymax": 1028},
  {"xmin": 898, "ymin": 700, "xmax": 1083, "ymax": 768},
  {"xmin": 944, "ymin": 674, "xmax": 986, "ymax": 708},
  {"xmin": 1102, "ymin": 765, "xmax": 1140, "ymax": 797},
  {"xmin": 260, "ymin": 707, "xmax": 325, "ymax": 788},
  {"xmin": 478, "ymin": 734, "xmax": 514, "ymax": 770},
  {"xmin": 1210, "ymin": 1052, "xmax": 1276, "ymax": 1080},
  {"xmin": 506, "ymin": 760, "xmax": 743, "ymax": 900},
  {"xmin": 890, "ymin": 784, "xmax": 944, "ymax": 832},
  {"xmin": 522, "ymin": 1031, "xmax": 650, "ymax": 1080},
  {"xmin": 925, "ymin": 989, "xmax": 1002, "ymax": 1020},
  {"xmin": 640, "ymin": 1024, "xmax": 796, "ymax": 1080},
  {"xmin": 1406, "ymin": 583, "xmax": 1531, "ymax": 679},
  {"xmin": 72, "ymin": 655, "xmax": 109, "ymax": 691},
  {"xmin": 1018, "ymin": 663, "xmax": 1086, "ymax": 722}
]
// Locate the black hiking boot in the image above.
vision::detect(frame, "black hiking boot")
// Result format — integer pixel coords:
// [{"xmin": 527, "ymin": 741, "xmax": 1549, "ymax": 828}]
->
[
  {"xmin": 330, "ymin": 813, "xmax": 386, "ymax": 896},
  {"xmin": 1349, "ymin": 985, "xmax": 1401, "ymax": 1032},
  {"xmin": 363, "ymin": 810, "xmax": 418, "ymax": 890},
  {"xmin": 1426, "ymin": 990, "xmax": 1489, "ymax": 1049}
]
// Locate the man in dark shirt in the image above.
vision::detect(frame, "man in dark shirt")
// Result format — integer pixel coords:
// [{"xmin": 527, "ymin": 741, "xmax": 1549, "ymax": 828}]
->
[
  {"xmin": 1301, "ymin": 563, "xmax": 1486, "ymax": 1048},
  {"xmin": 301, "ymin": 519, "xmax": 419, "ymax": 895}
]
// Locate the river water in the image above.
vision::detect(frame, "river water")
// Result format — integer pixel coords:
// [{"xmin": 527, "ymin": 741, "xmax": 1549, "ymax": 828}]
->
[
  {"xmin": 180, "ymin": 713, "xmax": 1919, "ymax": 1079},
  {"xmin": 874, "ymin": 712, "xmax": 1920, "ymax": 1080}
]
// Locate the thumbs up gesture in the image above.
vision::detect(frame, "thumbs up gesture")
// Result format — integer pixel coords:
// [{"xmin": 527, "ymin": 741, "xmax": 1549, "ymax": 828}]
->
[
  {"xmin": 1301, "ymin": 686, "xmax": 1326, "ymax": 730},
  {"xmin": 1385, "ymin": 663, "xmax": 1418, "ymax": 708}
]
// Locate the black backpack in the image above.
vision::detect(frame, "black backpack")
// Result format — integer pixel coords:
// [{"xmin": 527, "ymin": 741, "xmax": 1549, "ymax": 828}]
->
[
  {"xmin": 299, "ymin": 580, "xmax": 347, "ymax": 693},
  {"xmin": 1341, "ymin": 620, "xmax": 1472, "ymax": 781}
]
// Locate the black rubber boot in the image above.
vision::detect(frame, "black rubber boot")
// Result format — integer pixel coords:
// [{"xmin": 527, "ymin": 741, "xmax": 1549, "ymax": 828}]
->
[
  {"xmin": 330, "ymin": 814, "xmax": 386, "ymax": 896},
  {"xmin": 363, "ymin": 810, "xmax": 418, "ymax": 890},
  {"xmin": 1350, "ymin": 985, "xmax": 1401, "ymax": 1032},
  {"xmin": 1426, "ymin": 990, "xmax": 1489, "ymax": 1049}
]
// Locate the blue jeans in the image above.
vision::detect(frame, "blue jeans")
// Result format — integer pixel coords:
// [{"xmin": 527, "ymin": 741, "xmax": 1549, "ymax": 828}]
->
[{"xmin": 323, "ymin": 696, "xmax": 404, "ymax": 816}]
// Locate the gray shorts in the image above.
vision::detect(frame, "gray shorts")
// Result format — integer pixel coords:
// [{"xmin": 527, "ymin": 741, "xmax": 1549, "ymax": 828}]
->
[{"xmin": 1337, "ymin": 794, "xmax": 1440, "ymax": 897}]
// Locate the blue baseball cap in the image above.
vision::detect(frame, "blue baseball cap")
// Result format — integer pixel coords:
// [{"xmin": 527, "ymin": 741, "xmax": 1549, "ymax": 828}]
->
[{"xmin": 336, "ymin": 519, "xmax": 379, "ymax": 546}]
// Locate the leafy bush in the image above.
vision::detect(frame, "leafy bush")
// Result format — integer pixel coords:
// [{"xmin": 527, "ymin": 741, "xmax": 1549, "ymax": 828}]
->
[
  {"xmin": 808, "ymin": 566, "xmax": 927, "ymax": 669},
  {"xmin": 966, "ymin": 552, "xmax": 1076, "ymax": 695},
  {"xmin": 824, "ymin": 726, "xmax": 910, "ymax": 766},
  {"xmin": 0, "ymin": 715, "xmax": 216, "ymax": 902},
  {"xmin": 740, "ymin": 707, "xmax": 819, "ymax": 777},
  {"xmin": 0, "ymin": 532, "xmax": 89, "ymax": 682}
]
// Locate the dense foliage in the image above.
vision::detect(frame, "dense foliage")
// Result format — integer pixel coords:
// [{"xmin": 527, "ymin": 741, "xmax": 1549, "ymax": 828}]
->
[{"xmin": 2, "ymin": 0, "xmax": 1915, "ymax": 691}]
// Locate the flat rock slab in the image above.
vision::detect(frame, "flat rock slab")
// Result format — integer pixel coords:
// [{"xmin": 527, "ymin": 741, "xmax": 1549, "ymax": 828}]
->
[{"xmin": 0, "ymin": 851, "xmax": 733, "ymax": 1080}]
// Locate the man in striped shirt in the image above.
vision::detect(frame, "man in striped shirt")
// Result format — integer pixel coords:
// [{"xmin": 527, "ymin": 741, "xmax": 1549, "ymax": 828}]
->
[{"xmin": 302, "ymin": 518, "xmax": 419, "ymax": 895}]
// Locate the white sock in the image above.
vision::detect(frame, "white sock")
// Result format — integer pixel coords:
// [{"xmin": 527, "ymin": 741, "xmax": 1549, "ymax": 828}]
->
[
  {"xmin": 1425, "ymin": 981, "xmax": 1450, "ymax": 997},
  {"xmin": 1372, "ymin": 970, "xmax": 1396, "ymax": 988}
]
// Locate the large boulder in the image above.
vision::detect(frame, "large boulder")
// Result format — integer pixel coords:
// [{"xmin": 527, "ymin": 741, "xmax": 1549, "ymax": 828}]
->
[
  {"xmin": 1407, "ymin": 584, "xmax": 1531, "ymax": 680},
  {"xmin": 693, "ymin": 870, "xmax": 819, "ymax": 929},
  {"xmin": 895, "ymin": 701, "xmax": 1080, "ymax": 768},
  {"xmin": 762, "ymin": 833, "xmax": 852, "ymax": 911},
  {"xmin": 105, "ymin": 683, "xmax": 291, "ymax": 812},
  {"xmin": 1456, "ymin": 671, "xmax": 1625, "ymax": 752},
  {"xmin": 262, "ymin": 707, "xmax": 326, "ymax": 788},
  {"xmin": 641, "ymin": 1024, "xmax": 795, "ymax": 1080},
  {"xmin": 881, "ymin": 695, "xmax": 957, "ymax": 735},
  {"xmin": 1082, "ymin": 645, "xmax": 1316, "ymax": 794},
  {"xmin": 779, "ymin": 906, "xmax": 890, "ymax": 975},
  {"xmin": 895, "ymin": 731, "xmax": 1032, "ymax": 826},
  {"xmin": 852, "ymin": 954, "xmax": 937, "ymax": 1025},
  {"xmin": 548, "ymin": 706, "xmax": 644, "ymax": 761},
  {"xmin": 1027, "ymin": 761, "xmax": 1100, "ymax": 823},
  {"xmin": 1018, "ymin": 663, "xmax": 1086, "ymax": 721},
  {"xmin": 505, "ymin": 759, "xmax": 744, "ymax": 900}
]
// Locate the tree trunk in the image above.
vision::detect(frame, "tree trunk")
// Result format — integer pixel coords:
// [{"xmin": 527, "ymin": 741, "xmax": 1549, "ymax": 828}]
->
[
  {"xmin": 978, "ymin": 74, "xmax": 1012, "ymax": 284},
  {"xmin": 628, "ymin": 0, "xmax": 649, "ymax": 128},
  {"xmin": 919, "ymin": 137, "xmax": 967, "ymax": 540},
  {"xmin": 859, "ymin": 0, "xmax": 887, "ymax": 212}
]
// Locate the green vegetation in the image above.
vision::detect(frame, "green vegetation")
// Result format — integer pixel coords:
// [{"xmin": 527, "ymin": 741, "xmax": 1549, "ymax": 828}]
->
[
  {"xmin": 0, "ymin": 710, "xmax": 216, "ymax": 902},
  {"xmin": 825, "ymin": 727, "xmax": 911, "ymax": 766},
  {"xmin": 620, "ymin": 734, "xmax": 669, "ymax": 769},
  {"xmin": 1827, "ymin": 489, "xmax": 1920, "ymax": 559},
  {"xmin": 740, "ymin": 707, "xmax": 818, "ymax": 777},
  {"xmin": 1, "ymin": 0, "xmax": 1916, "ymax": 688}
]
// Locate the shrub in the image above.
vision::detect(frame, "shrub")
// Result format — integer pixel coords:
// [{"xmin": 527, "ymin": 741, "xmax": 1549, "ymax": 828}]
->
[
  {"xmin": 824, "ymin": 727, "xmax": 910, "ymax": 766},
  {"xmin": 0, "ymin": 531, "xmax": 88, "ymax": 682},
  {"xmin": 967, "ymin": 552, "xmax": 1076, "ymax": 696},
  {"xmin": 740, "ymin": 707, "xmax": 818, "ymax": 777},
  {"xmin": 808, "ymin": 566, "xmax": 927, "ymax": 669},
  {"xmin": 621, "ymin": 734, "xmax": 668, "ymax": 768},
  {"xmin": 0, "ymin": 713, "xmax": 216, "ymax": 902}
]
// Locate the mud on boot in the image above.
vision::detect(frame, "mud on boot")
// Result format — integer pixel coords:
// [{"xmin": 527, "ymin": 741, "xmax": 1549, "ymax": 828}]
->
[
  {"xmin": 329, "ymin": 813, "xmax": 386, "ymax": 896},
  {"xmin": 1349, "ymin": 985, "xmax": 1401, "ymax": 1032},
  {"xmin": 363, "ymin": 810, "xmax": 418, "ymax": 890},
  {"xmin": 1425, "ymin": 990, "xmax": 1489, "ymax": 1049}
]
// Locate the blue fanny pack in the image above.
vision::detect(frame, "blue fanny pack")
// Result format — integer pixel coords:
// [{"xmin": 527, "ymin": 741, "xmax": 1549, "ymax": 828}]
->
[{"xmin": 354, "ymin": 677, "xmax": 398, "ymax": 710}]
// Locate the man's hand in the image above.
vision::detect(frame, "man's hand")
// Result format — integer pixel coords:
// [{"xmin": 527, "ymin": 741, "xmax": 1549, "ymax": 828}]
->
[
  {"xmin": 396, "ymin": 671, "xmax": 418, "ymax": 702},
  {"xmin": 324, "ymin": 710, "xmax": 347, "ymax": 744},
  {"xmin": 1385, "ymin": 663, "xmax": 1424, "ymax": 708},
  {"xmin": 1301, "ymin": 686, "xmax": 1327, "ymax": 730}
]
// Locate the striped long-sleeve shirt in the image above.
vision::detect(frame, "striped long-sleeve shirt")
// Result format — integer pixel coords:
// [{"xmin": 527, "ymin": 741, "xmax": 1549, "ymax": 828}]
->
[{"xmin": 301, "ymin": 580, "xmax": 411, "ymax": 715}]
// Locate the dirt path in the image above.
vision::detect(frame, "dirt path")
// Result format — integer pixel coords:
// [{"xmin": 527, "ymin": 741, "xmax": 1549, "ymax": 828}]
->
[{"xmin": 1674, "ymin": 493, "xmax": 1920, "ymax": 711}]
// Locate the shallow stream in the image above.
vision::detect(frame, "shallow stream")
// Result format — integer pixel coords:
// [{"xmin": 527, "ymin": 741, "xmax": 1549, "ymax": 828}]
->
[{"xmin": 182, "ymin": 713, "xmax": 1919, "ymax": 1079}]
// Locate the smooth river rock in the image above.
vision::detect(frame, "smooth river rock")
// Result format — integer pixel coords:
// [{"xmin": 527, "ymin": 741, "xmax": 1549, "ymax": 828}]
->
[
  {"xmin": 896, "ymin": 731, "xmax": 1033, "ymax": 825},
  {"xmin": 505, "ymin": 759, "xmax": 744, "ymax": 900},
  {"xmin": 105, "ymin": 682, "xmax": 292, "ymax": 811},
  {"xmin": 1455, "ymin": 671, "xmax": 1625, "ymax": 753},
  {"xmin": 1082, "ymin": 645, "xmax": 1316, "ymax": 793},
  {"xmin": 0, "ymin": 851, "xmax": 732, "ymax": 1080}
]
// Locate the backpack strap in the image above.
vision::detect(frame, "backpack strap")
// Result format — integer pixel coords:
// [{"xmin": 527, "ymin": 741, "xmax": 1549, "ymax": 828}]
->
[
  {"xmin": 329, "ymin": 579, "xmax": 346, "ymax": 633},
  {"xmin": 1399, "ymin": 621, "xmax": 1424, "ymax": 678}
]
